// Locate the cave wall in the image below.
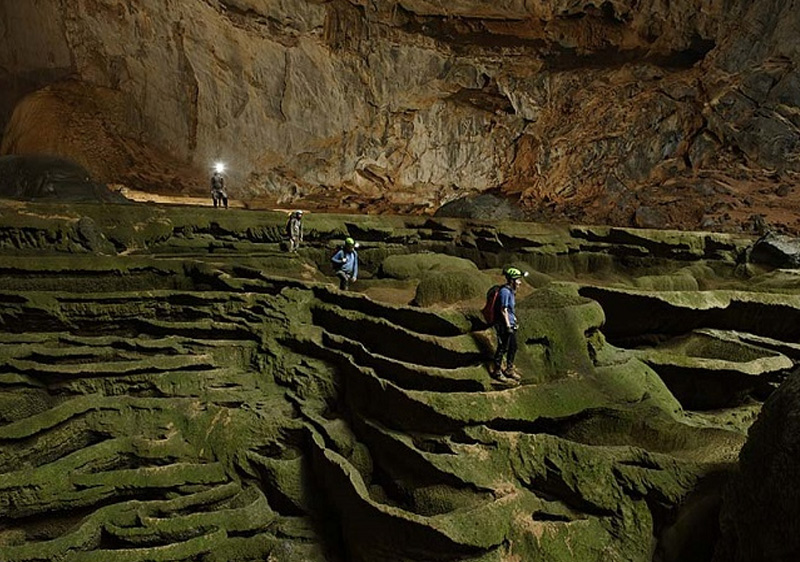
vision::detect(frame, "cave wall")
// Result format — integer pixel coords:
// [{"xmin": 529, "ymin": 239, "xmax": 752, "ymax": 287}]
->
[{"xmin": 1, "ymin": 0, "xmax": 799, "ymax": 227}]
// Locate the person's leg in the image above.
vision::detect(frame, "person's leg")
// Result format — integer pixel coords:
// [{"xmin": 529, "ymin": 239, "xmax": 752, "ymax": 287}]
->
[
  {"xmin": 493, "ymin": 326, "xmax": 510, "ymax": 375},
  {"xmin": 337, "ymin": 271, "xmax": 349, "ymax": 290},
  {"xmin": 223, "ymin": 195, "xmax": 228, "ymax": 209},
  {"xmin": 505, "ymin": 331, "xmax": 519, "ymax": 379}
]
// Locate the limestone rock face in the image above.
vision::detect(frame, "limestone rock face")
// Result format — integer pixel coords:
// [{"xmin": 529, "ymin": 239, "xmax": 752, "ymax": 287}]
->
[{"xmin": 2, "ymin": 0, "xmax": 800, "ymax": 231}]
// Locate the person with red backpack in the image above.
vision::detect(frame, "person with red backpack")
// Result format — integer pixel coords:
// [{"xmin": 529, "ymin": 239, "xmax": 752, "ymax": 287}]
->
[{"xmin": 489, "ymin": 267, "xmax": 528, "ymax": 385}]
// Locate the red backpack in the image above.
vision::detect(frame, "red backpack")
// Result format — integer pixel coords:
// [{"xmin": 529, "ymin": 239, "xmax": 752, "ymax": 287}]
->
[{"xmin": 481, "ymin": 285, "xmax": 502, "ymax": 325}]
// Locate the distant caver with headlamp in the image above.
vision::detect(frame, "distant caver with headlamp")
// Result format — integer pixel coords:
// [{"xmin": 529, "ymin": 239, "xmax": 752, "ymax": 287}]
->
[{"xmin": 210, "ymin": 163, "xmax": 228, "ymax": 209}]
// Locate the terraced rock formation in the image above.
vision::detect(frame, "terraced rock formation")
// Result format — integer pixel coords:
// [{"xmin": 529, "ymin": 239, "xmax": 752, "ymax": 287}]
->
[{"xmin": 0, "ymin": 201, "xmax": 798, "ymax": 561}]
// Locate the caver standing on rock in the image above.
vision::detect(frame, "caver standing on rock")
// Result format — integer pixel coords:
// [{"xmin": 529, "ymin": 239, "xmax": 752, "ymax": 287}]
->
[
  {"xmin": 331, "ymin": 237, "xmax": 359, "ymax": 290},
  {"xmin": 210, "ymin": 169, "xmax": 228, "ymax": 209},
  {"xmin": 490, "ymin": 267, "xmax": 528, "ymax": 385},
  {"xmin": 285, "ymin": 210, "xmax": 304, "ymax": 252}
]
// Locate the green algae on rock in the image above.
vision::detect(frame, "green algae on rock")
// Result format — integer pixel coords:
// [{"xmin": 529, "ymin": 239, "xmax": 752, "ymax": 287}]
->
[{"xmin": 0, "ymin": 200, "xmax": 796, "ymax": 561}]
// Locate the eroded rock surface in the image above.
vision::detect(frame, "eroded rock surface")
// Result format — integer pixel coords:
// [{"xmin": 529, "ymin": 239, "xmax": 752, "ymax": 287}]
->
[{"xmin": 1, "ymin": 201, "xmax": 798, "ymax": 560}]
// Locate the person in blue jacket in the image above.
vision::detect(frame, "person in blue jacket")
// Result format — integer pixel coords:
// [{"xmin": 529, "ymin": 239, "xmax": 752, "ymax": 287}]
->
[
  {"xmin": 331, "ymin": 237, "xmax": 359, "ymax": 290},
  {"xmin": 491, "ymin": 267, "xmax": 528, "ymax": 384}
]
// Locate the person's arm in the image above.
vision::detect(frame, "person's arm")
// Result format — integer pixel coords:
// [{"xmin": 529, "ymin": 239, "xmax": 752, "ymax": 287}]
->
[
  {"xmin": 332, "ymin": 250, "xmax": 344, "ymax": 265},
  {"xmin": 500, "ymin": 288, "xmax": 513, "ymax": 329},
  {"xmin": 352, "ymin": 253, "xmax": 358, "ymax": 280},
  {"xmin": 299, "ymin": 221, "xmax": 303, "ymax": 242},
  {"xmin": 501, "ymin": 308, "xmax": 512, "ymax": 329}
]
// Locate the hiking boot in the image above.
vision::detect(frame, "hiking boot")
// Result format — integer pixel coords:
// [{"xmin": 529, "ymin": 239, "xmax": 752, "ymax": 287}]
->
[
  {"xmin": 491, "ymin": 373, "xmax": 519, "ymax": 387},
  {"xmin": 504, "ymin": 366, "xmax": 521, "ymax": 381},
  {"xmin": 488, "ymin": 362, "xmax": 502, "ymax": 376}
]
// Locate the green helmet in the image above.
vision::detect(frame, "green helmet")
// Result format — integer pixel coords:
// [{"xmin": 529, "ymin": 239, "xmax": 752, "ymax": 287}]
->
[
  {"xmin": 504, "ymin": 267, "xmax": 528, "ymax": 280},
  {"xmin": 344, "ymin": 237, "xmax": 356, "ymax": 248}
]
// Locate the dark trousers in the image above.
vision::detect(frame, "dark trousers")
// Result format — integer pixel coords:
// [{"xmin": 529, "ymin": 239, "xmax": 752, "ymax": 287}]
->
[
  {"xmin": 212, "ymin": 191, "xmax": 228, "ymax": 208},
  {"xmin": 494, "ymin": 325, "xmax": 517, "ymax": 369},
  {"xmin": 336, "ymin": 270, "xmax": 352, "ymax": 290}
]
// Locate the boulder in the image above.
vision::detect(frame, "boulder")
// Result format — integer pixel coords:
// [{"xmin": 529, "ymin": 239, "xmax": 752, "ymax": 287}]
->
[
  {"xmin": 434, "ymin": 192, "xmax": 525, "ymax": 221},
  {"xmin": 714, "ymin": 369, "xmax": 800, "ymax": 562},
  {"xmin": 634, "ymin": 205, "xmax": 669, "ymax": 229},
  {"xmin": 0, "ymin": 154, "xmax": 126, "ymax": 203},
  {"xmin": 749, "ymin": 231, "xmax": 800, "ymax": 269},
  {"xmin": 412, "ymin": 270, "xmax": 492, "ymax": 307},
  {"xmin": 379, "ymin": 253, "xmax": 479, "ymax": 280}
]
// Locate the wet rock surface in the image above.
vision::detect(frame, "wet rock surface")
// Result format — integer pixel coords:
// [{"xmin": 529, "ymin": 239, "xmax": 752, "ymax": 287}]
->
[{"xmin": 0, "ymin": 201, "xmax": 797, "ymax": 561}]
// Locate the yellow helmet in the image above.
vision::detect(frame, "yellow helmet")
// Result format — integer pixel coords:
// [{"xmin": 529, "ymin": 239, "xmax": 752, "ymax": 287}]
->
[{"xmin": 504, "ymin": 267, "xmax": 528, "ymax": 280}]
